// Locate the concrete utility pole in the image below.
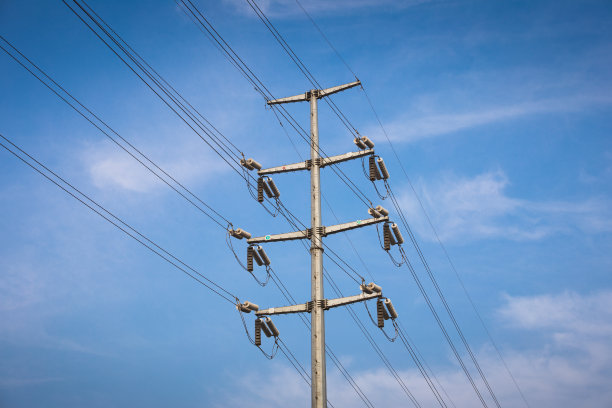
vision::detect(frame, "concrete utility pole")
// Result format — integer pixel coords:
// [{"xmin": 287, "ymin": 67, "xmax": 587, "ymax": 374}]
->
[{"xmin": 242, "ymin": 80, "xmax": 389, "ymax": 408}]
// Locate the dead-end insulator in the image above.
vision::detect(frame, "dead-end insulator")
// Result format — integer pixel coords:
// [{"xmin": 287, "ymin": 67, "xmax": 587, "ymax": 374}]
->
[
  {"xmin": 267, "ymin": 177, "xmax": 281, "ymax": 198},
  {"xmin": 254, "ymin": 318, "xmax": 262, "ymax": 346},
  {"xmin": 377, "ymin": 299, "xmax": 385, "ymax": 328},
  {"xmin": 368, "ymin": 207, "xmax": 382, "ymax": 218},
  {"xmin": 377, "ymin": 157, "xmax": 390, "ymax": 179},
  {"xmin": 231, "ymin": 228, "xmax": 252, "ymax": 240},
  {"xmin": 257, "ymin": 245, "xmax": 271, "ymax": 266},
  {"xmin": 354, "ymin": 137, "xmax": 367, "ymax": 150},
  {"xmin": 376, "ymin": 205, "xmax": 390, "ymax": 216},
  {"xmin": 362, "ymin": 136, "xmax": 375, "ymax": 149},
  {"xmin": 240, "ymin": 158, "xmax": 254, "ymax": 170},
  {"xmin": 246, "ymin": 158, "xmax": 262, "ymax": 170},
  {"xmin": 238, "ymin": 301, "xmax": 259, "ymax": 313},
  {"xmin": 383, "ymin": 223, "xmax": 392, "ymax": 251},
  {"xmin": 361, "ymin": 283, "xmax": 373, "ymax": 294},
  {"xmin": 257, "ymin": 177, "xmax": 264, "ymax": 203},
  {"xmin": 391, "ymin": 223, "xmax": 404, "ymax": 245},
  {"xmin": 366, "ymin": 282, "xmax": 382, "ymax": 293},
  {"xmin": 264, "ymin": 317, "xmax": 280, "ymax": 337},
  {"xmin": 384, "ymin": 298, "xmax": 399, "ymax": 319},
  {"xmin": 369, "ymin": 155, "xmax": 382, "ymax": 181}
]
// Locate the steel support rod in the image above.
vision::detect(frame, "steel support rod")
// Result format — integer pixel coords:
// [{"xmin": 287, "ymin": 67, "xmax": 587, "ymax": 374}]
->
[{"xmin": 309, "ymin": 90, "xmax": 326, "ymax": 408}]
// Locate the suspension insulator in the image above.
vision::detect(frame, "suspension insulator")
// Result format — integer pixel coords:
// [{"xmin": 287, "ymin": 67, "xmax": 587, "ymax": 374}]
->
[
  {"xmin": 240, "ymin": 158, "xmax": 254, "ymax": 170},
  {"xmin": 368, "ymin": 208, "xmax": 382, "ymax": 218},
  {"xmin": 369, "ymin": 155, "xmax": 381, "ymax": 181},
  {"xmin": 362, "ymin": 136, "xmax": 375, "ymax": 149},
  {"xmin": 354, "ymin": 137, "xmax": 367, "ymax": 150},
  {"xmin": 252, "ymin": 246, "xmax": 264, "ymax": 266},
  {"xmin": 255, "ymin": 318, "xmax": 262, "ymax": 346},
  {"xmin": 377, "ymin": 157, "xmax": 390, "ymax": 179},
  {"xmin": 265, "ymin": 317, "xmax": 280, "ymax": 337},
  {"xmin": 383, "ymin": 223, "xmax": 392, "ymax": 251},
  {"xmin": 375, "ymin": 205, "xmax": 390, "ymax": 216},
  {"xmin": 391, "ymin": 223, "xmax": 404, "ymax": 245},
  {"xmin": 246, "ymin": 158, "xmax": 262, "ymax": 170},
  {"xmin": 246, "ymin": 246, "xmax": 254, "ymax": 272},
  {"xmin": 267, "ymin": 177, "xmax": 281, "ymax": 198},
  {"xmin": 257, "ymin": 178, "xmax": 264, "ymax": 203},
  {"xmin": 242, "ymin": 301, "xmax": 259, "ymax": 312},
  {"xmin": 262, "ymin": 179, "xmax": 274, "ymax": 198},
  {"xmin": 261, "ymin": 319, "xmax": 273, "ymax": 337},
  {"xmin": 234, "ymin": 228, "xmax": 252, "ymax": 239},
  {"xmin": 367, "ymin": 282, "xmax": 382, "ymax": 293},
  {"xmin": 377, "ymin": 299, "xmax": 385, "ymax": 328},
  {"xmin": 385, "ymin": 298, "xmax": 399, "ymax": 319},
  {"xmin": 257, "ymin": 246, "xmax": 271, "ymax": 266}
]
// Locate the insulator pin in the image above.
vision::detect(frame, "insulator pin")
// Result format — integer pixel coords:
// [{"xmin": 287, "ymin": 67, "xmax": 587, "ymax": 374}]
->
[
  {"xmin": 376, "ymin": 205, "xmax": 389, "ymax": 216},
  {"xmin": 385, "ymin": 298, "xmax": 399, "ymax": 319},
  {"xmin": 246, "ymin": 246, "xmax": 254, "ymax": 272},
  {"xmin": 257, "ymin": 246, "xmax": 271, "ymax": 266},
  {"xmin": 377, "ymin": 157, "xmax": 390, "ymax": 179},
  {"xmin": 369, "ymin": 155, "xmax": 382, "ymax": 181},
  {"xmin": 362, "ymin": 136, "xmax": 375, "ymax": 149},
  {"xmin": 267, "ymin": 177, "xmax": 280, "ymax": 198},
  {"xmin": 354, "ymin": 137, "xmax": 367, "ymax": 150},
  {"xmin": 246, "ymin": 158, "xmax": 262, "ymax": 170},
  {"xmin": 240, "ymin": 158, "xmax": 254, "ymax": 170},
  {"xmin": 265, "ymin": 317, "xmax": 280, "ymax": 337},
  {"xmin": 255, "ymin": 319, "xmax": 262, "ymax": 346},
  {"xmin": 377, "ymin": 299, "xmax": 385, "ymax": 328},
  {"xmin": 368, "ymin": 208, "xmax": 382, "ymax": 218},
  {"xmin": 391, "ymin": 223, "xmax": 404, "ymax": 245}
]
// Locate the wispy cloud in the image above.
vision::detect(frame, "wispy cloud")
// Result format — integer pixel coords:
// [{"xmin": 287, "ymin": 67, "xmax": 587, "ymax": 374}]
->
[
  {"xmin": 398, "ymin": 170, "xmax": 612, "ymax": 242},
  {"xmin": 214, "ymin": 290, "xmax": 612, "ymax": 408}
]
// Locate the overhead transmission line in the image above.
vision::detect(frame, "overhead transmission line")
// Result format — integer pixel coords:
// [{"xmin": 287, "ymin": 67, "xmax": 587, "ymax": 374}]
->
[
  {"xmin": 290, "ymin": 3, "xmax": 531, "ymax": 406},
  {"xmin": 241, "ymin": 1, "xmax": 506, "ymax": 407}
]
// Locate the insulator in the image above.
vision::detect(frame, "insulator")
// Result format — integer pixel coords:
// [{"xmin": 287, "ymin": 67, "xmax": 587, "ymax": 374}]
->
[
  {"xmin": 240, "ymin": 158, "xmax": 254, "ymax": 170},
  {"xmin": 382, "ymin": 303, "xmax": 390, "ymax": 320},
  {"xmin": 389, "ymin": 227, "xmax": 397, "ymax": 245},
  {"xmin": 362, "ymin": 136, "xmax": 375, "ymax": 149},
  {"xmin": 229, "ymin": 229, "xmax": 243, "ymax": 239},
  {"xmin": 261, "ymin": 180, "xmax": 273, "ymax": 198},
  {"xmin": 252, "ymin": 247, "xmax": 264, "ymax": 266},
  {"xmin": 367, "ymin": 282, "xmax": 382, "ymax": 293},
  {"xmin": 360, "ymin": 283, "xmax": 374, "ymax": 294},
  {"xmin": 383, "ymin": 223, "xmax": 391, "ymax": 251},
  {"xmin": 377, "ymin": 299, "xmax": 385, "ymax": 328},
  {"xmin": 385, "ymin": 298, "xmax": 399, "ymax": 319},
  {"xmin": 264, "ymin": 317, "xmax": 280, "ymax": 337},
  {"xmin": 375, "ymin": 205, "xmax": 389, "ymax": 216},
  {"xmin": 237, "ymin": 304, "xmax": 252, "ymax": 313},
  {"xmin": 391, "ymin": 223, "xmax": 404, "ymax": 245},
  {"xmin": 243, "ymin": 301, "xmax": 259, "ymax": 311},
  {"xmin": 257, "ymin": 246, "xmax": 271, "ymax": 266},
  {"xmin": 368, "ymin": 208, "xmax": 382, "ymax": 218},
  {"xmin": 234, "ymin": 228, "xmax": 252, "ymax": 240},
  {"xmin": 257, "ymin": 178, "xmax": 264, "ymax": 203},
  {"xmin": 246, "ymin": 158, "xmax": 262, "ymax": 170},
  {"xmin": 369, "ymin": 156, "xmax": 379, "ymax": 181},
  {"xmin": 260, "ymin": 319, "xmax": 272, "ymax": 337},
  {"xmin": 254, "ymin": 319, "xmax": 262, "ymax": 346},
  {"xmin": 377, "ymin": 157, "xmax": 390, "ymax": 179},
  {"xmin": 354, "ymin": 137, "xmax": 367, "ymax": 150},
  {"xmin": 267, "ymin": 177, "xmax": 281, "ymax": 198},
  {"xmin": 246, "ymin": 246, "xmax": 254, "ymax": 272}
]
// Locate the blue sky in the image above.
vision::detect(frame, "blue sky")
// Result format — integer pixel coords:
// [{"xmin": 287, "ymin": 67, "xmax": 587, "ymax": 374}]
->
[{"xmin": 1, "ymin": 0, "xmax": 611, "ymax": 407}]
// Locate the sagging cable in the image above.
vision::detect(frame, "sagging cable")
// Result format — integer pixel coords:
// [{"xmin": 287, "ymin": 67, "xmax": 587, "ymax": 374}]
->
[{"xmin": 237, "ymin": 304, "xmax": 278, "ymax": 359}]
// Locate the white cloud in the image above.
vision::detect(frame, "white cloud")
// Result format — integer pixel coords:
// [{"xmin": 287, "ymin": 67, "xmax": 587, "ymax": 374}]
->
[
  {"xmin": 399, "ymin": 170, "xmax": 612, "ymax": 242},
  {"xmin": 214, "ymin": 290, "xmax": 612, "ymax": 408}
]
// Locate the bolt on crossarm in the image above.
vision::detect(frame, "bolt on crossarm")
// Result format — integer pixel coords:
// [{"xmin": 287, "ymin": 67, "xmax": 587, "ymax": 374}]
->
[{"xmin": 247, "ymin": 80, "xmax": 383, "ymax": 408}]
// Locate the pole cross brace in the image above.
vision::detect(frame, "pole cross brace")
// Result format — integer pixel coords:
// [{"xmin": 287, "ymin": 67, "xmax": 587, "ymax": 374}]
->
[
  {"xmin": 266, "ymin": 80, "xmax": 361, "ymax": 105},
  {"xmin": 257, "ymin": 149, "xmax": 374, "ymax": 176},
  {"xmin": 255, "ymin": 292, "xmax": 381, "ymax": 317}
]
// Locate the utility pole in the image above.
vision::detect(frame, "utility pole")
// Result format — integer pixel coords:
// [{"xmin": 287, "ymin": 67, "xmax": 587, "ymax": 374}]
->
[{"xmin": 236, "ymin": 80, "xmax": 394, "ymax": 408}]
